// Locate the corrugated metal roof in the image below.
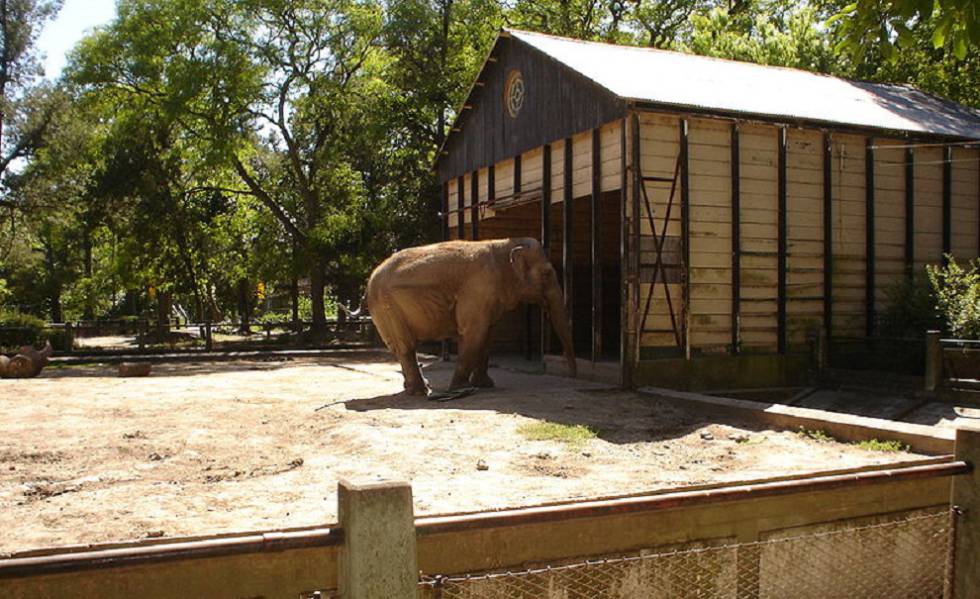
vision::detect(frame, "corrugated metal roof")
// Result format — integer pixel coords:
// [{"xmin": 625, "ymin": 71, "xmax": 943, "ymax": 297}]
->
[{"xmin": 509, "ymin": 29, "xmax": 980, "ymax": 139}]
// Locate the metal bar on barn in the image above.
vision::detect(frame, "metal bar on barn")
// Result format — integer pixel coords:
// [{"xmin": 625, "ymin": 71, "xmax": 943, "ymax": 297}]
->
[
  {"xmin": 591, "ymin": 127, "xmax": 602, "ymax": 363},
  {"xmin": 470, "ymin": 169, "xmax": 479, "ymax": 240},
  {"xmin": 620, "ymin": 118, "xmax": 630, "ymax": 386},
  {"xmin": 943, "ymin": 146, "xmax": 952, "ymax": 263},
  {"xmin": 731, "ymin": 123, "xmax": 741, "ymax": 355},
  {"xmin": 564, "ymin": 138, "xmax": 574, "ymax": 355},
  {"xmin": 456, "ymin": 174, "xmax": 465, "ymax": 240},
  {"xmin": 777, "ymin": 127, "xmax": 787, "ymax": 355},
  {"xmin": 679, "ymin": 119, "xmax": 691, "ymax": 359},
  {"xmin": 541, "ymin": 145, "xmax": 551, "ymax": 360},
  {"xmin": 865, "ymin": 139, "xmax": 876, "ymax": 337},
  {"xmin": 630, "ymin": 114, "xmax": 641, "ymax": 374},
  {"xmin": 823, "ymin": 132, "xmax": 833, "ymax": 340},
  {"xmin": 905, "ymin": 146, "xmax": 914, "ymax": 278}
]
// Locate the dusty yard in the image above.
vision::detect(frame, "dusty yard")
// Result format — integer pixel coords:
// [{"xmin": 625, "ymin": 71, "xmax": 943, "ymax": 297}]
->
[{"xmin": 0, "ymin": 353, "xmax": 923, "ymax": 554}]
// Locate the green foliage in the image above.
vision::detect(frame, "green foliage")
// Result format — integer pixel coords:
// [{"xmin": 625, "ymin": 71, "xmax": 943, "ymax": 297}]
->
[
  {"xmin": 831, "ymin": 0, "xmax": 980, "ymax": 63},
  {"xmin": 879, "ymin": 273, "xmax": 941, "ymax": 338},
  {"xmin": 927, "ymin": 257, "xmax": 980, "ymax": 340},
  {"xmin": 855, "ymin": 439, "xmax": 909, "ymax": 453},
  {"xmin": 518, "ymin": 421, "xmax": 599, "ymax": 446},
  {"xmin": 0, "ymin": 311, "xmax": 47, "ymax": 351},
  {"xmin": 796, "ymin": 427, "xmax": 835, "ymax": 443}
]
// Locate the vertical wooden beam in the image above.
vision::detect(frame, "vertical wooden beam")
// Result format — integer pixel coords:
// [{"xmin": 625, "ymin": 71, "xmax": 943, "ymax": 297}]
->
[
  {"xmin": 488, "ymin": 166, "xmax": 495, "ymax": 210},
  {"xmin": 629, "ymin": 115, "xmax": 641, "ymax": 379},
  {"xmin": 680, "ymin": 119, "xmax": 691, "ymax": 359},
  {"xmin": 621, "ymin": 117, "xmax": 631, "ymax": 387},
  {"xmin": 470, "ymin": 170, "xmax": 479, "ymax": 241},
  {"xmin": 777, "ymin": 127, "xmax": 787, "ymax": 355},
  {"xmin": 904, "ymin": 146, "xmax": 914, "ymax": 278},
  {"xmin": 952, "ymin": 427, "xmax": 980, "ymax": 599},
  {"xmin": 591, "ymin": 128, "xmax": 603, "ymax": 363},
  {"xmin": 563, "ymin": 138, "xmax": 574, "ymax": 353},
  {"xmin": 514, "ymin": 154, "xmax": 522, "ymax": 195},
  {"xmin": 456, "ymin": 174, "xmax": 465, "ymax": 241},
  {"xmin": 731, "ymin": 124, "xmax": 741, "ymax": 355},
  {"xmin": 823, "ymin": 132, "xmax": 833, "ymax": 340},
  {"xmin": 441, "ymin": 181, "xmax": 449, "ymax": 242},
  {"xmin": 865, "ymin": 139, "xmax": 876, "ymax": 338},
  {"xmin": 541, "ymin": 146, "xmax": 551, "ymax": 358},
  {"xmin": 943, "ymin": 145, "xmax": 952, "ymax": 263}
]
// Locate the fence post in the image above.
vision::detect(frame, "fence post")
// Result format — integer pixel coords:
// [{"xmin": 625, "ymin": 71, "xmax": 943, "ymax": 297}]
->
[
  {"xmin": 205, "ymin": 320, "xmax": 213, "ymax": 352},
  {"xmin": 64, "ymin": 322, "xmax": 74, "ymax": 353},
  {"xmin": 338, "ymin": 479, "xmax": 417, "ymax": 599},
  {"xmin": 952, "ymin": 426, "xmax": 980, "ymax": 598},
  {"xmin": 925, "ymin": 330, "xmax": 942, "ymax": 392},
  {"xmin": 137, "ymin": 320, "xmax": 145, "ymax": 353}
]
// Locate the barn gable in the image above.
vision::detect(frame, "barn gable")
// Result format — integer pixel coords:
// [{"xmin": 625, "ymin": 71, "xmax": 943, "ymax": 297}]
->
[{"xmin": 436, "ymin": 31, "xmax": 625, "ymax": 182}]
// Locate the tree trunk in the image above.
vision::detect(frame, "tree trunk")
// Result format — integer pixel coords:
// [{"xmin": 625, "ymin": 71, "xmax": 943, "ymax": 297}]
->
[
  {"xmin": 291, "ymin": 276, "xmax": 299, "ymax": 330},
  {"xmin": 238, "ymin": 279, "xmax": 251, "ymax": 334},
  {"xmin": 310, "ymin": 261, "xmax": 327, "ymax": 338},
  {"xmin": 82, "ymin": 231, "xmax": 94, "ymax": 320},
  {"xmin": 50, "ymin": 288, "xmax": 63, "ymax": 323},
  {"xmin": 156, "ymin": 291, "xmax": 172, "ymax": 338}
]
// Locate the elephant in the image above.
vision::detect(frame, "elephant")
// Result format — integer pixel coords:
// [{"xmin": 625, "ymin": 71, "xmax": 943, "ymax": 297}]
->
[{"xmin": 364, "ymin": 237, "xmax": 577, "ymax": 395}]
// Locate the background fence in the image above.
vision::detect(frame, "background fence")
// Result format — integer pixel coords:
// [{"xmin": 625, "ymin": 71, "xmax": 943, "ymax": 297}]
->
[{"xmin": 0, "ymin": 317, "xmax": 376, "ymax": 355}]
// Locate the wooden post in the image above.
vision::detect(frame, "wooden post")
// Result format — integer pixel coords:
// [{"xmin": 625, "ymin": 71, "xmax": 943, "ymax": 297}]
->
[
  {"xmin": 905, "ymin": 146, "xmax": 915, "ymax": 279},
  {"xmin": 137, "ymin": 320, "xmax": 145, "ymax": 353},
  {"xmin": 823, "ymin": 132, "xmax": 833, "ymax": 341},
  {"xmin": 563, "ymin": 138, "xmax": 574, "ymax": 349},
  {"xmin": 629, "ymin": 114, "xmax": 641, "ymax": 383},
  {"xmin": 731, "ymin": 124, "xmax": 741, "ymax": 355},
  {"xmin": 865, "ymin": 139, "xmax": 876, "ymax": 338},
  {"xmin": 680, "ymin": 119, "xmax": 691, "ymax": 360},
  {"xmin": 64, "ymin": 322, "xmax": 74, "ymax": 353},
  {"xmin": 470, "ymin": 170, "xmax": 479, "ymax": 241},
  {"xmin": 777, "ymin": 126, "xmax": 787, "ymax": 355},
  {"xmin": 205, "ymin": 320, "xmax": 213, "ymax": 352},
  {"xmin": 620, "ymin": 117, "xmax": 631, "ymax": 387},
  {"xmin": 952, "ymin": 426, "xmax": 980, "ymax": 599},
  {"xmin": 925, "ymin": 330, "xmax": 942, "ymax": 392},
  {"xmin": 337, "ymin": 479, "xmax": 417, "ymax": 599},
  {"xmin": 542, "ymin": 145, "xmax": 551, "ymax": 360},
  {"xmin": 457, "ymin": 175, "xmax": 465, "ymax": 241},
  {"xmin": 591, "ymin": 127, "xmax": 602, "ymax": 363},
  {"xmin": 943, "ymin": 145, "xmax": 952, "ymax": 263}
]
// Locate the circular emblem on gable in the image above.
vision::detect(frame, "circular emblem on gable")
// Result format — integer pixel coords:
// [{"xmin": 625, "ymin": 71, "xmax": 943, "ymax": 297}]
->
[{"xmin": 504, "ymin": 69, "xmax": 525, "ymax": 118}]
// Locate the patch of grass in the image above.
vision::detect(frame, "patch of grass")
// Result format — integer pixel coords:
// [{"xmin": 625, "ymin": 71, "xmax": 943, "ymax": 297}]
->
[
  {"xmin": 518, "ymin": 421, "xmax": 598, "ymax": 446},
  {"xmin": 855, "ymin": 439, "xmax": 909, "ymax": 452},
  {"xmin": 797, "ymin": 427, "xmax": 836, "ymax": 443}
]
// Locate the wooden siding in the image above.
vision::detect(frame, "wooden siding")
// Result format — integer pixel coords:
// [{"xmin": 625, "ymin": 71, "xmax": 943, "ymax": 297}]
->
[
  {"xmin": 830, "ymin": 134, "xmax": 868, "ymax": 338},
  {"xmin": 436, "ymin": 35, "xmax": 625, "ymax": 182},
  {"xmin": 449, "ymin": 108, "xmax": 980, "ymax": 364},
  {"xmin": 950, "ymin": 147, "xmax": 980, "ymax": 258}
]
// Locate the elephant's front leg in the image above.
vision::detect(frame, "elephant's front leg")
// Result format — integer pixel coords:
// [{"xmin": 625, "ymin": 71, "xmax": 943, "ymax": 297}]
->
[{"xmin": 449, "ymin": 329, "xmax": 489, "ymax": 390}]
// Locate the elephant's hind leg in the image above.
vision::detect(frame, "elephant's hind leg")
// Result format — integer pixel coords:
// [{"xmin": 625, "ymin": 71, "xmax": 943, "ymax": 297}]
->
[
  {"xmin": 469, "ymin": 344, "xmax": 494, "ymax": 388},
  {"xmin": 372, "ymin": 298, "xmax": 428, "ymax": 395},
  {"xmin": 450, "ymin": 329, "xmax": 489, "ymax": 390}
]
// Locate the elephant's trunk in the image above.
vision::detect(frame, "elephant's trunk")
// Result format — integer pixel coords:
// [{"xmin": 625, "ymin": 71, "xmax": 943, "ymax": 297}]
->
[{"xmin": 544, "ymin": 284, "xmax": 577, "ymax": 378}]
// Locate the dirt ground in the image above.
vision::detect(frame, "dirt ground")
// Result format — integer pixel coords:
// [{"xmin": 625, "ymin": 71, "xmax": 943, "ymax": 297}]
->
[{"xmin": 0, "ymin": 353, "xmax": 924, "ymax": 555}]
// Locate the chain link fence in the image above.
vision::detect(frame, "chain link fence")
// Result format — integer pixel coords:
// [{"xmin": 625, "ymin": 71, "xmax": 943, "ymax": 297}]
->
[{"xmin": 418, "ymin": 509, "xmax": 954, "ymax": 599}]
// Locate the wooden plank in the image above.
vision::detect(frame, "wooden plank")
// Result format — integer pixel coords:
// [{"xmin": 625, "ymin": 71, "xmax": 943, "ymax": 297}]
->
[
  {"xmin": 731, "ymin": 124, "xmax": 741, "ymax": 354},
  {"xmin": 905, "ymin": 147, "xmax": 914, "ymax": 277},
  {"xmin": 823, "ymin": 133, "xmax": 832, "ymax": 338},
  {"xmin": 471, "ymin": 169, "xmax": 479, "ymax": 240},
  {"xmin": 564, "ymin": 137, "xmax": 574, "ymax": 347},
  {"xmin": 778, "ymin": 127, "xmax": 787, "ymax": 354},
  {"xmin": 680, "ymin": 119, "xmax": 691, "ymax": 359},
  {"xmin": 592, "ymin": 128, "xmax": 602, "ymax": 363},
  {"xmin": 944, "ymin": 146, "xmax": 952, "ymax": 261},
  {"xmin": 457, "ymin": 174, "xmax": 465, "ymax": 239},
  {"xmin": 866, "ymin": 139, "xmax": 875, "ymax": 337}
]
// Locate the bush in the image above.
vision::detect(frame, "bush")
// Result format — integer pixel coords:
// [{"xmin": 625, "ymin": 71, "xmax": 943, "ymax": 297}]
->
[
  {"xmin": 0, "ymin": 311, "xmax": 48, "ymax": 352},
  {"xmin": 879, "ymin": 273, "xmax": 940, "ymax": 338},
  {"xmin": 927, "ymin": 256, "xmax": 980, "ymax": 340}
]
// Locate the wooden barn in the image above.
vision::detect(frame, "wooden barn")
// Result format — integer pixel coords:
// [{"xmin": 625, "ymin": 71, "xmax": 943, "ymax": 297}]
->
[{"xmin": 434, "ymin": 29, "xmax": 980, "ymax": 389}]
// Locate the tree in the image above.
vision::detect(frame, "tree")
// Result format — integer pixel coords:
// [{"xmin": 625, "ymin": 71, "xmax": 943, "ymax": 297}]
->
[
  {"xmin": 0, "ymin": 0, "xmax": 62, "ymax": 202},
  {"xmin": 831, "ymin": 0, "xmax": 980, "ymax": 62}
]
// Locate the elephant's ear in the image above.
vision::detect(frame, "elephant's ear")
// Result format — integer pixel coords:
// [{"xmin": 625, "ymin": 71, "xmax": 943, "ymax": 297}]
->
[{"xmin": 510, "ymin": 245, "xmax": 529, "ymax": 284}]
